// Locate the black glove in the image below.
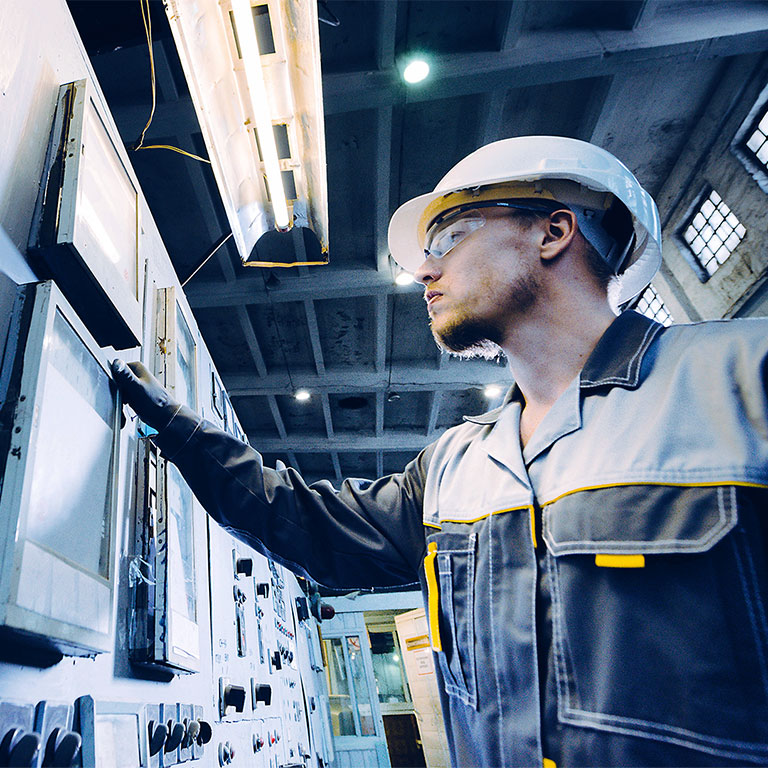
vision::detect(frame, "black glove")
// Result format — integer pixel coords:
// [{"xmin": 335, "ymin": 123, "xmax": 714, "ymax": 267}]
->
[{"xmin": 110, "ymin": 359, "xmax": 182, "ymax": 432}]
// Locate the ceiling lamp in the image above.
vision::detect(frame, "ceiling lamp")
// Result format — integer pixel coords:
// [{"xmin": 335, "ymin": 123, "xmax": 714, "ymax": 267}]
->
[
  {"xmin": 484, "ymin": 384, "xmax": 503, "ymax": 399},
  {"xmin": 294, "ymin": 389, "xmax": 311, "ymax": 402},
  {"xmin": 164, "ymin": 0, "xmax": 328, "ymax": 266},
  {"xmin": 395, "ymin": 270, "xmax": 415, "ymax": 286},
  {"xmin": 403, "ymin": 59, "xmax": 430, "ymax": 84}
]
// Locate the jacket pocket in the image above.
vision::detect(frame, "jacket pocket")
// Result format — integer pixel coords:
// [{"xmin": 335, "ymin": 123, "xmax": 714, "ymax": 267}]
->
[
  {"xmin": 425, "ymin": 531, "xmax": 478, "ymax": 708},
  {"xmin": 543, "ymin": 484, "xmax": 768, "ymax": 762}
]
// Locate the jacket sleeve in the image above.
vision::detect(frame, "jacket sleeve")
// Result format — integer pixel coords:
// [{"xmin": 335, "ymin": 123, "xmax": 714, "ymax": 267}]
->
[{"xmin": 153, "ymin": 404, "xmax": 433, "ymax": 591}]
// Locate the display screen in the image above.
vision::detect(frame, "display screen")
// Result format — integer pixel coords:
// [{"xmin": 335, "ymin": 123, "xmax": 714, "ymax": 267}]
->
[
  {"xmin": 25, "ymin": 309, "xmax": 114, "ymax": 577},
  {"xmin": 167, "ymin": 464, "xmax": 197, "ymax": 624},
  {"xmin": 175, "ymin": 305, "xmax": 196, "ymax": 409},
  {"xmin": 75, "ymin": 99, "xmax": 138, "ymax": 298}
]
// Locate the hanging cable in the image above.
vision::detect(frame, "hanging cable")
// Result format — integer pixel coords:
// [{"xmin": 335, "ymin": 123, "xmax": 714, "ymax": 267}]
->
[
  {"xmin": 132, "ymin": 0, "xmax": 211, "ymax": 164},
  {"xmin": 181, "ymin": 232, "xmax": 234, "ymax": 287}
]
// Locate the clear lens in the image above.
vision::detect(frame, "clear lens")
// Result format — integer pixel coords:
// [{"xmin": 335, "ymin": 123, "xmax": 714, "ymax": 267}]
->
[{"xmin": 424, "ymin": 213, "xmax": 485, "ymax": 259}]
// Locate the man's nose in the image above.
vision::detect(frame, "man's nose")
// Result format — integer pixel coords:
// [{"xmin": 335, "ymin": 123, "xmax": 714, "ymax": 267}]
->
[{"xmin": 413, "ymin": 254, "xmax": 442, "ymax": 285}]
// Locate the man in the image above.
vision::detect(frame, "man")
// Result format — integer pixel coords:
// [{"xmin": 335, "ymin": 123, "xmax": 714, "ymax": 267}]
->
[{"xmin": 113, "ymin": 136, "xmax": 768, "ymax": 766}]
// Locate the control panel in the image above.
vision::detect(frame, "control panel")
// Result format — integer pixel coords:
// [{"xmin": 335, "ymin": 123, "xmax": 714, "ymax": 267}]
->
[{"xmin": 0, "ymin": 9, "xmax": 336, "ymax": 767}]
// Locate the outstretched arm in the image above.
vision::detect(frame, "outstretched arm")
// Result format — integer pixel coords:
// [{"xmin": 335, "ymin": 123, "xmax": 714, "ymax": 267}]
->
[{"xmin": 112, "ymin": 360, "xmax": 430, "ymax": 591}]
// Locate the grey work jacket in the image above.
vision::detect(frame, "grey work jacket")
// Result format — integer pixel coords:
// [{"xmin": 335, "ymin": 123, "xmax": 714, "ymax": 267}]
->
[{"xmin": 155, "ymin": 310, "xmax": 768, "ymax": 767}]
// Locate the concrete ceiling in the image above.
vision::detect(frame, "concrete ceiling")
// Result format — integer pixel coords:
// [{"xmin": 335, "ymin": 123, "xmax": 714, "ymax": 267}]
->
[{"xmin": 67, "ymin": 0, "xmax": 768, "ymax": 484}]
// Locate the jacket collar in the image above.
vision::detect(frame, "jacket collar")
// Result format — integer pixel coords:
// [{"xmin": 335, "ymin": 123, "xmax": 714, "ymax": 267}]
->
[{"xmin": 464, "ymin": 310, "xmax": 665, "ymax": 426}]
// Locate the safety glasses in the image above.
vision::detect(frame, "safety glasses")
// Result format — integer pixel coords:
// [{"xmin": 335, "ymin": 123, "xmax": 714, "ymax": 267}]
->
[{"xmin": 423, "ymin": 200, "xmax": 561, "ymax": 260}]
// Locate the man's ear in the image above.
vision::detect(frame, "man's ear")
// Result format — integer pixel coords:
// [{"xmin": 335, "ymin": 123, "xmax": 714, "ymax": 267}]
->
[{"xmin": 539, "ymin": 209, "xmax": 578, "ymax": 262}]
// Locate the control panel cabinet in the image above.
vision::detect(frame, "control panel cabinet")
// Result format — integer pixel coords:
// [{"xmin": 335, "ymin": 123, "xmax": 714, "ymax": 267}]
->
[{"xmin": 0, "ymin": 12, "xmax": 337, "ymax": 767}]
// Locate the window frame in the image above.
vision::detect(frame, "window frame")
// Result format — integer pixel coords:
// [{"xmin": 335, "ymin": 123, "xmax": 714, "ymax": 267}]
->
[{"xmin": 731, "ymin": 80, "xmax": 768, "ymax": 195}]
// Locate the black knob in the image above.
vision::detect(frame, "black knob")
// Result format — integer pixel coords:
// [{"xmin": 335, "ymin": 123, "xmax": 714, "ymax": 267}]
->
[
  {"xmin": 8, "ymin": 732, "xmax": 41, "ymax": 768},
  {"xmin": 223, "ymin": 684, "xmax": 247, "ymax": 713},
  {"xmin": 256, "ymin": 582, "xmax": 270, "ymax": 598},
  {"xmin": 197, "ymin": 720, "xmax": 213, "ymax": 746},
  {"xmin": 50, "ymin": 732, "xmax": 81, "ymax": 768},
  {"xmin": 236, "ymin": 557, "xmax": 253, "ymax": 577},
  {"xmin": 320, "ymin": 602, "xmax": 335, "ymax": 620},
  {"xmin": 147, "ymin": 721, "xmax": 168, "ymax": 757},
  {"xmin": 164, "ymin": 721, "xmax": 185, "ymax": 752},
  {"xmin": 0, "ymin": 728, "xmax": 22, "ymax": 763}
]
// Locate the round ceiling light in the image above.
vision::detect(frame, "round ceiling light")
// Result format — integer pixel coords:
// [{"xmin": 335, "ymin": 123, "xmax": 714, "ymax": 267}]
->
[
  {"xmin": 403, "ymin": 59, "xmax": 430, "ymax": 84},
  {"xmin": 395, "ymin": 271, "xmax": 415, "ymax": 286},
  {"xmin": 294, "ymin": 389, "xmax": 311, "ymax": 402},
  {"xmin": 484, "ymin": 384, "xmax": 503, "ymax": 399}
]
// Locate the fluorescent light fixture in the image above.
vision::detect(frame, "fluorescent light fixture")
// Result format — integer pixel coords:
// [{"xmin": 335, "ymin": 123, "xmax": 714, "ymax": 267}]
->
[
  {"xmin": 294, "ymin": 389, "xmax": 311, "ymax": 402},
  {"xmin": 395, "ymin": 270, "xmax": 415, "ymax": 286},
  {"xmin": 403, "ymin": 59, "xmax": 430, "ymax": 84},
  {"xmin": 165, "ymin": 0, "xmax": 329, "ymax": 266},
  {"xmin": 230, "ymin": 0, "xmax": 289, "ymax": 230},
  {"xmin": 484, "ymin": 384, "xmax": 503, "ymax": 399}
]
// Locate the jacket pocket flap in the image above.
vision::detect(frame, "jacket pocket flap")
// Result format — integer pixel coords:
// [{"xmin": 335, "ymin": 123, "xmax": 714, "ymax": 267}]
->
[{"xmin": 543, "ymin": 485, "xmax": 738, "ymax": 556}]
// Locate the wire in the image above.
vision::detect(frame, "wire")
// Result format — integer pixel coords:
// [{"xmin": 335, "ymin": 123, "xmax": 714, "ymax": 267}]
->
[
  {"xmin": 135, "ymin": 0, "xmax": 155, "ymax": 152},
  {"xmin": 181, "ymin": 232, "xmax": 234, "ymax": 287},
  {"xmin": 132, "ymin": 0, "xmax": 211, "ymax": 164},
  {"xmin": 140, "ymin": 144, "xmax": 212, "ymax": 164}
]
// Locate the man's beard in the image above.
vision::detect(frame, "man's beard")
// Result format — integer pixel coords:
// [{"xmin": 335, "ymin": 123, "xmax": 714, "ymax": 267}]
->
[{"xmin": 430, "ymin": 273, "xmax": 539, "ymax": 360}]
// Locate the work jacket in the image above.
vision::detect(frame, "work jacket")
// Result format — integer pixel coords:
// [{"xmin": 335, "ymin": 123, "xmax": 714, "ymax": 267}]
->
[{"xmin": 155, "ymin": 310, "xmax": 768, "ymax": 767}]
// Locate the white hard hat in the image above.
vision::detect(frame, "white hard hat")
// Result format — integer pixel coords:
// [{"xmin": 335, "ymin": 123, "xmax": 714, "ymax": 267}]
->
[{"xmin": 388, "ymin": 136, "xmax": 662, "ymax": 305}]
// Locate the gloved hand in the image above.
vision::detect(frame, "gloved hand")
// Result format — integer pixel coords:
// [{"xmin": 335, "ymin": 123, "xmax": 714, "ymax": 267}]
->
[{"xmin": 110, "ymin": 359, "xmax": 182, "ymax": 433}]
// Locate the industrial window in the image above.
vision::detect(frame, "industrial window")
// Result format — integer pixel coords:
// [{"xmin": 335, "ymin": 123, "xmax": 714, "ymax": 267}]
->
[
  {"xmin": 731, "ymin": 82, "xmax": 768, "ymax": 194},
  {"xmin": 680, "ymin": 189, "xmax": 745, "ymax": 280},
  {"xmin": 745, "ymin": 107, "xmax": 768, "ymax": 170},
  {"xmin": 634, "ymin": 284, "xmax": 673, "ymax": 326}
]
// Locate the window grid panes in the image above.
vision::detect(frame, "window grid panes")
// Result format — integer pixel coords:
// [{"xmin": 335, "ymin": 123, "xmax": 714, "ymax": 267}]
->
[
  {"xmin": 635, "ymin": 285, "xmax": 673, "ymax": 327},
  {"xmin": 681, "ymin": 189, "xmax": 746, "ymax": 279},
  {"xmin": 745, "ymin": 107, "xmax": 768, "ymax": 170}
]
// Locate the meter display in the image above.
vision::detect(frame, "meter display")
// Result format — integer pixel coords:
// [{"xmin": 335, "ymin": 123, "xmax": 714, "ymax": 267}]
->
[
  {"xmin": 129, "ymin": 287, "xmax": 200, "ymax": 672},
  {"xmin": 0, "ymin": 281, "xmax": 120, "ymax": 655}
]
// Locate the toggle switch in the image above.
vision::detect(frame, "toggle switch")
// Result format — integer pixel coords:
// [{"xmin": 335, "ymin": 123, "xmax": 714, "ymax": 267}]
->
[{"xmin": 252, "ymin": 734, "xmax": 264, "ymax": 753}]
